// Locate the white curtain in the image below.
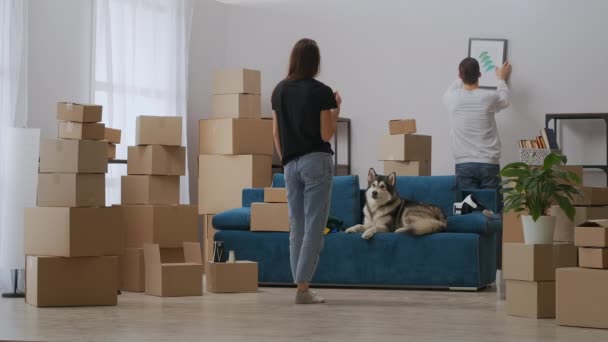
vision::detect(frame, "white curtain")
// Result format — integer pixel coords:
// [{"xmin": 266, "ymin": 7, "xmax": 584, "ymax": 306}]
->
[
  {"xmin": 0, "ymin": 0, "xmax": 33, "ymax": 292},
  {"xmin": 93, "ymin": 0, "xmax": 193, "ymax": 205}
]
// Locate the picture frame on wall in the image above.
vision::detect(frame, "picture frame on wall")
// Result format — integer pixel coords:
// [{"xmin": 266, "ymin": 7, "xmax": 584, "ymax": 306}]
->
[{"xmin": 468, "ymin": 38, "xmax": 508, "ymax": 89}]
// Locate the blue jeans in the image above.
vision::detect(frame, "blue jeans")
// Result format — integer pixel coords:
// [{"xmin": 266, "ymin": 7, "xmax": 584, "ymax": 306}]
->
[
  {"xmin": 455, "ymin": 162, "xmax": 500, "ymax": 189},
  {"xmin": 284, "ymin": 152, "xmax": 333, "ymax": 284}
]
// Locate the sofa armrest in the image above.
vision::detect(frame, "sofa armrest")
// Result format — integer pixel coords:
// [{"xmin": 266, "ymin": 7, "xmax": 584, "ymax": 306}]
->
[
  {"xmin": 446, "ymin": 212, "xmax": 502, "ymax": 236},
  {"xmin": 457, "ymin": 189, "xmax": 503, "ymax": 213},
  {"xmin": 242, "ymin": 188, "xmax": 264, "ymax": 208},
  {"xmin": 212, "ymin": 207, "xmax": 251, "ymax": 231}
]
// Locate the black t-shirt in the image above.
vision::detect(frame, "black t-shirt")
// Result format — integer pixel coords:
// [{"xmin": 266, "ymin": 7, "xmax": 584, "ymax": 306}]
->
[{"xmin": 271, "ymin": 78, "xmax": 338, "ymax": 165}]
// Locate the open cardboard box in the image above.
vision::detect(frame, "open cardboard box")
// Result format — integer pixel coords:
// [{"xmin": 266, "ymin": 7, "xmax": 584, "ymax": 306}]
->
[
  {"xmin": 143, "ymin": 242, "xmax": 203, "ymax": 297},
  {"xmin": 574, "ymin": 220, "xmax": 608, "ymax": 247}
]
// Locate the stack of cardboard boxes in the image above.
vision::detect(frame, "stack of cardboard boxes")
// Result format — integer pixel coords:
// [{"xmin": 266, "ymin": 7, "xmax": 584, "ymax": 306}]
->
[
  {"xmin": 198, "ymin": 68, "xmax": 273, "ymax": 263},
  {"xmin": 251, "ymin": 188, "xmax": 290, "ymax": 232},
  {"xmin": 24, "ymin": 102, "xmax": 121, "ymax": 307},
  {"xmin": 503, "ymin": 242, "xmax": 577, "ymax": 318},
  {"xmin": 556, "ymin": 220, "xmax": 608, "ymax": 329},
  {"xmin": 105, "ymin": 127, "xmax": 121, "ymax": 160},
  {"xmin": 379, "ymin": 119, "xmax": 432, "ymax": 176},
  {"xmin": 119, "ymin": 115, "xmax": 201, "ymax": 296}
]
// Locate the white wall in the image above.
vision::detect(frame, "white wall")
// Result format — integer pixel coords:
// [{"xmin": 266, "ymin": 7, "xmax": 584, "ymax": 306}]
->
[
  {"xmin": 187, "ymin": 0, "xmax": 229, "ymax": 202},
  {"xmin": 27, "ymin": 0, "xmax": 93, "ymax": 138},
  {"xmin": 219, "ymin": 0, "xmax": 608, "ymax": 187}
]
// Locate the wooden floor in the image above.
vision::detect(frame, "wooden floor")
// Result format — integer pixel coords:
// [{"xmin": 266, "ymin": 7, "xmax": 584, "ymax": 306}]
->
[{"xmin": 1, "ymin": 286, "xmax": 607, "ymax": 342}]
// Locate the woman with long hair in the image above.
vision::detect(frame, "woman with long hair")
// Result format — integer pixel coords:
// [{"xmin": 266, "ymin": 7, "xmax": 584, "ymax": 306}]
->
[{"xmin": 271, "ymin": 38, "xmax": 341, "ymax": 304}]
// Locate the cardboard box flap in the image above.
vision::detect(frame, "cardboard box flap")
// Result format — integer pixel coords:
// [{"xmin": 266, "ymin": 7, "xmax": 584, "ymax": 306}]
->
[
  {"xmin": 183, "ymin": 242, "xmax": 203, "ymax": 264},
  {"xmin": 143, "ymin": 244, "xmax": 162, "ymax": 266},
  {"xmin": 580, "ymin": 220, "xmax": 608, "ymax": 228}
]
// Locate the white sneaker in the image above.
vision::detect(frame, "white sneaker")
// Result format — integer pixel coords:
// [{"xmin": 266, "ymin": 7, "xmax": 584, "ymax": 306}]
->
[{"xmin": 295, "ymin": 290, "xmax": 325, "ymax": 304}]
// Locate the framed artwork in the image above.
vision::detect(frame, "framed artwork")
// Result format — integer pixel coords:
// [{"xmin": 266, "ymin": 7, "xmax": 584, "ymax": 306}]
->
[{"xmin": 468, "ymin": 38, "xmax": 508, "ymax": 89}]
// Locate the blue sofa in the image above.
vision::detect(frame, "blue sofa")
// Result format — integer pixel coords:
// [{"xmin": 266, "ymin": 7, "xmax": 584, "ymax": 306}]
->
[{"xmin": 212, "ymin": 174, "xmax": 502, "ymax": 290}]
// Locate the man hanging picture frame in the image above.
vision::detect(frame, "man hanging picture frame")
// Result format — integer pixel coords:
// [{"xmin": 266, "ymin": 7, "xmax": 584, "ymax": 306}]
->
[{"xmin": 468, "ymin": 38, "xmax": 508, "ymax": 89}]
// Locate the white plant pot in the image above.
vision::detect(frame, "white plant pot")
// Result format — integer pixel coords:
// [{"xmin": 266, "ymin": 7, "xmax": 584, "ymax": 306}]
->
[{"xmin": 521, "ymin": 214, "xmax": 556, "ymax": 244}]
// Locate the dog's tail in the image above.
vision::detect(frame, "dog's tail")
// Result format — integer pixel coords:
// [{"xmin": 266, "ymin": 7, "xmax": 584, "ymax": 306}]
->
[{"xmin": 403, "ymin": 218, "xmax": 446, "ymax": 236}]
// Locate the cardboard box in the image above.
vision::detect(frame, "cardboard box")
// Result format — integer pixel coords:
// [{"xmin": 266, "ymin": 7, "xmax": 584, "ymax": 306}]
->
[
  {"xmin": 121, "ymin": 175, "xmax": 180, "ymax": 205},
  {"xmin": 503, "ymin": 243, "xmax": 554, "ymax": 281},
  {"xmin": 26, "ymin": 255, "xmax": 118, "ymax": 307},
  {"xmin": 203, "ymin": 215, "xmax": 216, "ymax": 264},
  {"xmin": 135, "ymin": 116, "xmax": 182, "ymax": 146},
  {"xmin": 120, "ymin": 248, "xmax": 145, "ymax": 292},
  {"xmin": 251, "ymin": 203, "xmax": 290, "ymax": 232},
  {"xmin": 213, "ymin": 68, "xmax": 261, "ymax": 95},
  {"xmin": 206, "ymin": 261, "xmax": 258, "ymax": 293},
  {"xmin": 37, "ymin": 173, "xmax": 105, "ymax": 207},
  {"xmin": 58, "ymin": 121, "xmax": 105, "ymax": 140},
  {"xmin": 264, "ymin": 188, "xmax": 287, "ymax": 203},
  {"xmin": 144, "ymin": 242, "xmax": 203, "ymax": 297},
  {"xmin": 198, "ymin": 155, "xmax": 272, "ymax": 214},
  {"xmin": 378, "ymin": 134, "xmax": 432, "ymax": 161},
  {"xmin": 107, "ymin": 143, "xmax": 116, "ymax": 160},
  {"xmin": 502, "ymin": 212, "xmax": 524, "ymax": 244},
  {"xmin": 24, "ymin": 207, "xmax": 123, "ymax": 257},
  {"xmin": 553, "ymin": 243, "xmax": 578, "ymax": 269},
  {"xmin": 574, "ymin": 187, "xmax": 608, "ymax": 206},
  {"xmin": 578, "ymin": 248, "xmax": 608, "ymax": 269},
  {"xmin": 39, "ymin": 139, "xmax": 108, "ymax": 173},
  {"xmin": 389, "ymin": 119, "xmax": 417, "ymax": 135},
  {"xmin": 104, "ymin": 127, "xmax": 121, "ymax": 144},
  {"xmin": 120, "ymin": 205, "xmax": 198, "ymax": 248},
  {"xmin": 383, "ymin": 160, "xmax": 431, "ymax": 176},
  {"xmin": 557, "ymin": 267, "xmax": 608, "ymax": 328},
  {"xmin": 57, "ymin": 102, "xmax": 102, "ymax": 123},
  {"xmin": 120, "ymin": 247, "xmax": 185, "ymax": 292},
  {"xmin": 551, "ymin": 206, "xmax": 608, "ymax": 243},
  {"xmin": 506, "ymin": 280, "xmax": 555, "ymax": 318},
  {"xmin": 575, "ymin": 220, "xmax": 608, "ymax": 247},
  {"xmin": 199, "ymin": 118, "xmax": 273, "ymax": 156},
  {"xmin": 212, "ymin": 94, "xmax": 261, "ymax": 119},
  {"xmin": 127, "ymin": 145, "xmax": 186, "ymax": 176}
]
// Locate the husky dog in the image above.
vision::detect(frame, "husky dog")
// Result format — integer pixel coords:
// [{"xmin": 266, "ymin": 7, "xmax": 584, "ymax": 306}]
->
[{"xmin": 345, "ymin": 168, "xmax": 447, "ymax": 240}]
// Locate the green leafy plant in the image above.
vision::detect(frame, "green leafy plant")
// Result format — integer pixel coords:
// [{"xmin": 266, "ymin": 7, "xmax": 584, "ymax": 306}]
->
[{"xmin": 500, "ymin": 153, "xmax": 581, "ymax": 222}]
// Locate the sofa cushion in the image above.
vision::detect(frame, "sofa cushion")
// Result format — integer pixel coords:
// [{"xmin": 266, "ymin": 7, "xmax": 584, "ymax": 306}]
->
[
  {"xmin": 213, "ymin": 207, "xmax": 251, "ymax": 231},
  {"xmin": 446, "ymin": 212, "xmax": 501, "ymax": 235},
  {"xmin": 215, "ymin": 229, "xmax": 495, "ymax": 288},
  {"xmin": 394, "ymin": 176, "xmax": 457, "ymax": 216},
  {"xmin": 272, "ymin": 174, "xmax": 361, "ymax": 228}
]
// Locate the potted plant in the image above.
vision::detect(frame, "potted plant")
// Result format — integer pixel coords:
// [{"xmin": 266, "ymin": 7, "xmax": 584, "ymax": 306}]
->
[{"xmin": 500, "ymin": 153, "xmax": 581, "ymax": 244}]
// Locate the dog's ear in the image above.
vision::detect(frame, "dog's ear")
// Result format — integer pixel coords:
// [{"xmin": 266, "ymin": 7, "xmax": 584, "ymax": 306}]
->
[
  {"xmin": 368, "ymin": 168, "xmax": 377, "ymax": 183},
  {"xmin": 387, "ymin": 172, "xmax": 397, "ymax": 187}
]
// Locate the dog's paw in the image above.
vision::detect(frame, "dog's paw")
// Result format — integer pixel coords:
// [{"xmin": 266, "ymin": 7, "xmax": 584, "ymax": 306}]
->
[
  {"xmin": 345, "ymin": 224, "xmax": 364, "ymax": 233},
  {"xmin": 361, "ymin": 230, "xmax": 375, "ymax": 240}
]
